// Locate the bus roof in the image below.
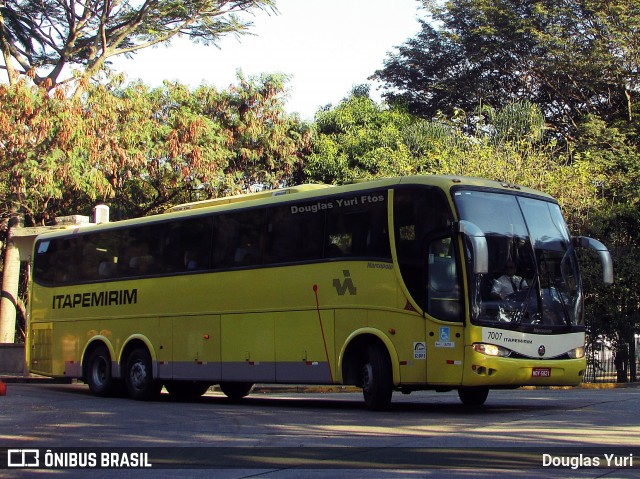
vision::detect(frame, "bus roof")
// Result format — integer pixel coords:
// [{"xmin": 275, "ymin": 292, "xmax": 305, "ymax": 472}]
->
[
  {"xmin": 34, "ymin": 175, "xmax": 554, "ymax": 240},
  {"xmin": 167, "ymin": 183, "xmax": 334, "ymax": 212}
]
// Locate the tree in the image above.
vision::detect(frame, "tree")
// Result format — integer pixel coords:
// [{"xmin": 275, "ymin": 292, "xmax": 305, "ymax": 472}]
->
[
  {"xmin": 0, "ymin": 72, "xmax": 309, "ymax": 223},
  {"xmin": 305, "ymin": 87, "xmax": 416, "ymax": 184},
  {"xmin": 372, "ymin": 0, "xmax": 640, "ymax": 138},
  {"xmin": 0, "ymin": 79, "xmax": 112, "ymax": 343},
  {"xmin": 574, "ymin": 115, "xmax": 640, "ymax": 381},
  {"xmin": 0, "ymin": 0, "xmax": 275, "ymax": 94},
  {"xmin": 0, "ymin": 80, "xmax": 111, "ymax": 226},
  {"xmin": 99, "ymin": 73, "xmax": 312, "ymax": 218},
  {"xmin": 203, "ymin": 72, "xmax": 312, "ymax": 195},
  {"xmin": 403, "ymin": 101, "xmax": 606, "ymax": 222}
]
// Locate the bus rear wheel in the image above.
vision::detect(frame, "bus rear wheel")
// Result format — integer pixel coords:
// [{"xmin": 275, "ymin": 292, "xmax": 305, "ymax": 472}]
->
[
  {"xmin": 86, "ymin": 346, "xmax": 117, "ymax": 397},
  {"xmin": 124, "ymin": 348, "xmax": 162, "ymax": 401},
  {"xmin": 165, "ymin": 381, "xmax": 211, "ymax": 401},
  {"xmin": 219, "ymin": 382, "xmax": 254, "ymax": 402},
  {"xmin": 457, "ymin": 387, "xmax": 489, "ymax": 407},
  {"xmin": 362, "ymin": 344, "xmax": 393, "ymax": 411}
]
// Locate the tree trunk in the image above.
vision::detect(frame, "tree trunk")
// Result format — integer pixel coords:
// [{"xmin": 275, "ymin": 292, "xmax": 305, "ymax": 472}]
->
[{"xmin": 0, "ymin": 218, "xmax": 22, "ymax": 343}]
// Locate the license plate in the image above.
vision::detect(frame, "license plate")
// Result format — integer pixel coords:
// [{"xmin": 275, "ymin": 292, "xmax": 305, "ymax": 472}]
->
[{"xmin": 532, "ymin": 367, "xmax": 551, "ymax": 378}]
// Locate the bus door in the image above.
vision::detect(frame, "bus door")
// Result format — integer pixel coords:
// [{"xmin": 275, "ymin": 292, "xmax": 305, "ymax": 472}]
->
[{"xmin": 424, "ymin": 236, "xmax": 465, "ymax": 385}]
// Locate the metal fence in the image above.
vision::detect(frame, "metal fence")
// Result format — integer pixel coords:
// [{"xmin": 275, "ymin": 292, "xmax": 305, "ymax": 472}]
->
[{"xmin": 584, "ymin": 342, "xmax": 639, "ymax": 383}]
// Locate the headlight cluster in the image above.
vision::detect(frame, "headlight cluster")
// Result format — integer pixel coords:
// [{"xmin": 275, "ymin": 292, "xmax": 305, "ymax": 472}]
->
[
  {"xmin": 567, "ymin": 346, "xmax": 585, "ymax": 359},
  {"xmin": 473, "ymin": 343, "xmax": 511, "ymax": 357},
  {"xmin": 472, "ymin": 343, "xmax": 586, "ymax": 359}
]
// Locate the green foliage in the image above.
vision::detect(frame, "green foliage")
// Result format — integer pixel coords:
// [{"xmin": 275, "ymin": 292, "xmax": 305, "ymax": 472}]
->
[
  {"xmin": 582, "ymin": 205, "xmax": 640, "ymax": 356},
  {"xmin": 373, "ymin": 0, "xmax": 640, "ymax": 137},
  {"xmin": 205, "ymin": 72, "xmax": 312, "ymax": 194},
  {"xmin": 572, "ymin": 115, "xmax": 640, "ymax": 349},
  {"xmin": 573, "ymin": 115, "xmax": 640, "ymax": 207},
  {"xmin": 0, "ymin": 73, "xmax": 311, "ymax": 223},
  {"xmin": 305, "ymin": 90, "xmax": 416, "ymax": 183},
  {"xmin": 0, "ymin": 80, "xmax": 112, "ymax": 224}
]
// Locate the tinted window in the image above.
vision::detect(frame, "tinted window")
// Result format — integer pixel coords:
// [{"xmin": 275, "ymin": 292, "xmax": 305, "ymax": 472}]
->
[
  {"xmin": 33, "ymin": 189, "xmax": 392, "ymax": 285},
  {"xmin": 394, "ymin": 186, "xmax": 459, "ymax": 320},
  {"xmin": 325, "ymin": 192, "xmax": 390, "ymax": 259},
  {"xmin": 212, "ymin": 209, "xmax": 266, "ymax": 268},
  {"xmin": 265, "ymin": 203, "xmax": 324, "ymax": 263}
]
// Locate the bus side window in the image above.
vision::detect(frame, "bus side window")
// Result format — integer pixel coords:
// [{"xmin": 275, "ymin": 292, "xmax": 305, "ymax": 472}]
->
[
  {"xmin": 212, "ymin": 215, "xmax": 239, "ymax": 268},
  {"xmin": 164, "ymin": 217, "xmax": 214, "ymax": 272},
  {"xmin": 211, "ymin": 209, "xmax": 266, "ymax": 268},
  {"xmin": 266, "ymin": 205, "xmax": 323, "ymax": 263},
  {"xmin": 324, "ymin": 191, "xmax": 390, "ymax": 260},
  {"xmin": 55, "ymin": 238, "xmax": 80, "ymax": 283},
  {"xmin": 126, "ymin": 226, "xmax": 163, "ymax": 276},
  {"xmin": 233, "ymin": 209, "xmax": 266, "ymax": 266},
  {"xmin": 34, "ymin": 240, "xmax": 56, "ymax": 285},
  {"xmin": 326, "ymin": 206, "xmax": 352, "ymax": 257}
]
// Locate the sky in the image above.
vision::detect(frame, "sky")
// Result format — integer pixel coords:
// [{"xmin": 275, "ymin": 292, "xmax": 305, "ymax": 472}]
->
[{"xmin": 110, "ymin": 0, "xmax": 423, "ymax": 120}]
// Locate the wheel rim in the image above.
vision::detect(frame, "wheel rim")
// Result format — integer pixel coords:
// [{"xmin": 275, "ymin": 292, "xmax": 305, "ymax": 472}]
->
[{"xmin": 129, "ymin": 360, "xmax": 148, "ymax": 390}]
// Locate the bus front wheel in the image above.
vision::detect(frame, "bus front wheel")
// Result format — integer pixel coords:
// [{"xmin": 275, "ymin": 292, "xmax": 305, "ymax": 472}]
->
[
  {"xmin": 362, "ymin": 344, "xmax": 393, "ymax": 411},
  {"xmin": 86, "ymin": 346, "xmax": 116, "ymax": 397},
  {"xmin": 124, "ymin": 348, "xmax": 162, "ymax": 401},
  {"xmin": 457, "ymin": 387, "xmax": 489, "ymax": 407}
]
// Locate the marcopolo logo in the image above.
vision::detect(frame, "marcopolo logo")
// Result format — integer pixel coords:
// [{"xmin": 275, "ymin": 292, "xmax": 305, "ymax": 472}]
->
[{"xmin": 333, "ymin": 270, "xmax": 357, "ymax": 296}]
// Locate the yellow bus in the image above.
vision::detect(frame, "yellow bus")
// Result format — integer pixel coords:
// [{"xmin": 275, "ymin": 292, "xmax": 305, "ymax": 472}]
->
[{"xmin": 27, "ymin": 176, "xmax": 613, "ymax": 409}]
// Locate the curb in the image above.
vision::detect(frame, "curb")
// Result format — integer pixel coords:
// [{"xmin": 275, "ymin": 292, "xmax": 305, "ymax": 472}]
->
[{"xmin": 0, "ymin": 375, "xmax": 73, "ymax": 384}]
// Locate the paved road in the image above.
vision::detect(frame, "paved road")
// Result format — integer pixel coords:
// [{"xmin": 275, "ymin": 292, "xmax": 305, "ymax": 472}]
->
[{"xmin": 1, "ymin": 382, "xmax": 639, "ymax": 478}]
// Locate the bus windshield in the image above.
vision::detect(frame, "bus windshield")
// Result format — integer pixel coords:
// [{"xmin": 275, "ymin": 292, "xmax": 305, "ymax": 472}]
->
[{"xmin": 454, "ymin": 190, "xmax": 583, "ymax": 329}]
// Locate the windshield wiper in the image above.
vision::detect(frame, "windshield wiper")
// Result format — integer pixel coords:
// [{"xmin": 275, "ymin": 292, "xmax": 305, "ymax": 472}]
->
[
  {"xmin": 551, "ymin": 278, "xmax": 573, "ymax": 327},
  {"xmin": 513, "ymin": 274, "xmax": 539, "ymax": 326}
]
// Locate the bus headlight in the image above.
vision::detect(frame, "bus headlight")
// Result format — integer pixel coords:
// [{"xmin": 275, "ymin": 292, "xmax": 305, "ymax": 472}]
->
[
  {"xmin": 473, "ymin": 343, "xmax": 511, "ymax": 357},
  {"xmin": 567, "ymin": 347, "xmax": 585, "ymax": 359}
]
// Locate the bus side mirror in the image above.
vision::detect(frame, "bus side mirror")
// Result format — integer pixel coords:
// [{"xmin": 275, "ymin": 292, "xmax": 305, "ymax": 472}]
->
[
  {"xmin": 573, "ymin": 236, "xmax": 614, "ymax": 284},
  {"xmin": 457, "ymin": 220, "xmax": 488, "ymax": 274}
]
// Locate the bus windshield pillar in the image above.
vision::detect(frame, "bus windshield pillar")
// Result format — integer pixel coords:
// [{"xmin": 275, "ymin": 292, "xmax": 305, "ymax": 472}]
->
[{"xmin": 457, "ymin": 220, "xmax": 488, "ymax": 274}]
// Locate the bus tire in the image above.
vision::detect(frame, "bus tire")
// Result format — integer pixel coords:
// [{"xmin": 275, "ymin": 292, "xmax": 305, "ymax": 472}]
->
[
  {"xmin": 219, "ymin": 382, "xmax": 254, "ymax": 402},
  {"xmin": 457, "ymin": 387, "xmax": 489, "ymax": 407},
  {"xmin": 166, "ymin": 381, "xmax": 211, "ymax": 401},
  {"xmin": 362, "ymin": 344, "xmax": 393, "ymax": 411},
  {"xmin": 124, "ymin": 347, "xmax": 162, "ymax": 401},
  {"xmin": 86, "ymin": 346, "xmax": 117, "ymax": 397}
]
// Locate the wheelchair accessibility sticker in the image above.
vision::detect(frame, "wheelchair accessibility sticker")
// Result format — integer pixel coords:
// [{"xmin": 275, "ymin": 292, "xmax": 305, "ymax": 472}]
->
[{"xmin": 436, "ymin": 326, "xmax": 455, "ymax": 348}]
